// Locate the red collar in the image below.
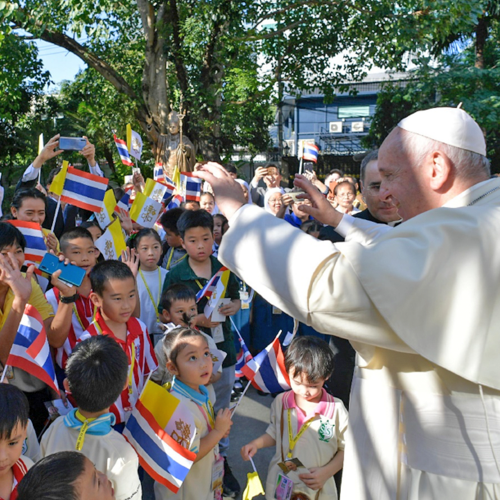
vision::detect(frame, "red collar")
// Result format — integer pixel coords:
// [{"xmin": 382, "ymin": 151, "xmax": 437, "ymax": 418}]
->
[{"xmin": 94, "ymin": 310, "xmax": 141, "ymax": 346}]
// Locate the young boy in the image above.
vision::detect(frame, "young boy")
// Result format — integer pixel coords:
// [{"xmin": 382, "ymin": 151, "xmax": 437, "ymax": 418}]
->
[
  {"xmin": 161, "ymin": 209, "xmax": 241, "ymax": 497},
  {"xmin": 45, "ymin": 227, "xmax": 99, "ymax": 371},
  {"xmin": 17, "ymin": 451, "xmax": 115, "ymax": 500},
  {"xmin": 159, "ymin": 208, "xmax": 187, "ymax": 270},
  {"xmin": 41, "ymin": 336, "xmax": 141, "ymax": 500},
  {"xmin": 80, "ymin": 260, "xmax": 157, "ymax": 428},
  {"xmin": 0, "ymin": 222, "xmax": 55, "ymax": 434},
  {"xmin": 151, "ymin": 283, "xmax": 222, "ymax": 386},
  {"xmin": 0, "ymin": 384, "xmax": 33, "ymax": 500}
]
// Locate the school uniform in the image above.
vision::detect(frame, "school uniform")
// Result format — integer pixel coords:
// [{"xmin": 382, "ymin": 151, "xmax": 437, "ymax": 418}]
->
[
  {"xmin": 80, "ymin": 312, "xmax": 157, "ymax": 424},
  {"xmin": 154, "ymin": 378, "xmax": 218, "ymax": 500},
  {"xmin": 136, "ymin": 267, "xmax": 168, "ymax": 336},
  {"xmin": 3, "ymin": 456, "xmax": 33, "ymax": 500},
  {"xmin": 41, "ymin": 412, "xmax": 141, "ymax": 500},
  {"xmin": 266, "ymin": 389, "xmax": 348, "ymax": 500}
]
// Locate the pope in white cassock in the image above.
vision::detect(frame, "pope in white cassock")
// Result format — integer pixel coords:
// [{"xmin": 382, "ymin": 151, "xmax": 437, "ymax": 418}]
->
[{"xmin": 194, "ymin": 107, "xmax": 500, "ymax": 500}]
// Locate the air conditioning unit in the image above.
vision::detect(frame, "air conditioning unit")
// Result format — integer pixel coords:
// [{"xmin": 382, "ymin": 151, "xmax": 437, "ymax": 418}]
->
[
  {"xmin": 285, "ymin": 140, "xmax": 295, "ymax": 156},
  {"xmin": 329, "ymin": 121, "xmax": 343, "ymax": 133},
  {"xmin": 351, "ymin": 122, "xmax": 364, "ymax": 133}
]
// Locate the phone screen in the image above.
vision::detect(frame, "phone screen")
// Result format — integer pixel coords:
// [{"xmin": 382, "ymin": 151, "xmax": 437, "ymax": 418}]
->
[{"xmin": 59, "ymin": 137, "xmax": 86, "ymax": 151}]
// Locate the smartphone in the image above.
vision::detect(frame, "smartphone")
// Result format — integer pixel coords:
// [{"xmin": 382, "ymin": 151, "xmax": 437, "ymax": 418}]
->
[
  {"xmin": 59, "ymin": 137, "xmax": 86, "ymax": 151},
  {"xmin": 39, "ymin": 253, "xmax": 86, "ymax": 287},
  {"xmin": 303, "ymin": 163, "xmax": 314, "ymax": 173}
]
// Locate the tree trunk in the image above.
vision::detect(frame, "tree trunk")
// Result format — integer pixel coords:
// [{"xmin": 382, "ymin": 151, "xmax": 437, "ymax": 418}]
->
[{"xmin": 475, "ymin": 15, "xmax": 488, "ymax": 69}]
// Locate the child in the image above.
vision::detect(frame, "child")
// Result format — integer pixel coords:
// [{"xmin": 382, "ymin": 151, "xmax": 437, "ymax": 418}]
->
[
  {"xmin": 153, "ymin": 327, "xmax": 233, "ymax": 500},
  {"xmin": 151, "ymin": 284, "xmax": 222, "ymax": 386},
  {"xmin": 80, "ymin": 260, "xmax": 157, "ymax": 428},
  {"xmin": 200, "ymin": 192, "xmax": 216, "ymax": 214},
  {"xmin": 0, "ymin": 384, "xmax": 33, "ymax": 500},
  {"xmin": 45, "ymin": 227, "xmax": 99, "ymax": 371},
  {"xmin": 0, "ymin": 223, "xmax": 55, "ymax": 434},
  {"xmin": 17, "ymin": 451, "xmax": 115, "ymax": 500},
  {"xmin": 183, "ymin": 200, "xmax": 200, "ymax": 211},
  {"xmin": 41, "ymin": 336, "xmax": 141, "ymax": 500},
  {"xmin": 161, "ymin": 209, "xmax": 241, "ymax": 497},
  {"xmin": 241, "ymin": 336, "xmax": 348, "ymax": 500},
  {"xmin": 80, "ymin": 220, "xmax": 104, "ymax": 242},
  {"xmin": 131, "ymin": 228, "xmax": 168, "ymax": 337},
  {"xmin": 212, "ymin": 214, "xmax": 227, "ymax": 258},
  {"xmin": 160, "ymin": 208, "xmax": 187, "ymax": 271}
]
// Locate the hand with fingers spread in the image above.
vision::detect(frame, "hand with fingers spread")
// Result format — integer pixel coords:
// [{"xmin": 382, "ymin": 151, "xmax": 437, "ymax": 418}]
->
[
  {"xmin": 0, "ymin": 253, "xmax": 34, "ymax": 306},
  {"xmin": 121, "ymin": 247, "xmax": 139, "ymax": 277},
  {"xmin": 192, "ymin": 162, "xmax": 246, "ymax": 220},
  {"xmin": 293, "ymin": 174, "xmax": 343, "ymax": 228}
]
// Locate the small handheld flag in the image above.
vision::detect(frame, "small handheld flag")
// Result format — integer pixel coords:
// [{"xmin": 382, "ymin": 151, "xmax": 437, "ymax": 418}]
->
[
  {"xmin": 196, "ymin": 267, "xmax": 230, "ymax": 302},
  {"xmin": 167, "ymin": 194, "xmax": 183, "ymax": 211},
  {"xmin": 114, "ymin": 134, "xmax": 134, "ymax": 167},
  {"xmin": 49, "ymin": 160, "xmax": 69, "ymax": 197},
  {"xmin": 243, "ymin": 457, "xmax": 265, "ymax": 500},
  {"xmin": 130, "ymin": 192, "xmax": 162, "ymax": 229},
  {"xmin": 115, "ymin": 192, "xmax": 132, "ymax": 217},
  {"xmin": 302, "ymin": 143, "xmax": 319, "ymax": 163},
  {"xmin": 241, "ymin": 336, "xmax": 290, "ymax": 394},
  {"xmin": 7, "ymin": 221, "xmax": 46, "ymax": 265},
  {"xmin": 144, "ymin": 178, "xmax": 176, "ymax": 205},
  {"xmin": 127, "ymin": 124, "xmax": 143, "ymax": 161},
  {"xmin": 181, "ymin": 173, "xmax": 202, "ymax": 201},
  {"xmin": 94, "ymin": 218, "xmax": 127, "ymax": 260},
  {"xmin": 123, "ymin": 380, "xmax": 197, "ymax": 493},
  {"xmin": 235, "ymin": 335, "xmax": 253, "ymax": 379},
  {"xmin": 5, "ymin": 305, "xmax": 59, "ymax": 392},
  {"xmin": 61, "ymin": 167, "xmax": 109, "ymax": 213},
  {"xmin": 94, "ymin": 189, "xmax": 117, "ymax": 230},
  {"xmin": 154, "ymin": 163, "xmax": 165, "ymax": 182}
]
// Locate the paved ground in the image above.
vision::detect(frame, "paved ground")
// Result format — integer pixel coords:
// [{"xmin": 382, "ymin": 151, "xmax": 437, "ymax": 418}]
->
[{"xmin": 142, "ymin": 385, "xmax": 274, "ymax": 499}]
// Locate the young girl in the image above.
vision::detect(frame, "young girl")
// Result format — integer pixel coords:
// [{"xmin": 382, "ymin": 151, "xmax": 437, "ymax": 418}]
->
[
  {"xmin": 241, "ymin": 336, "xmax": 348, "ymax": 500},
  {"xmin": 200, "ymin": 192, "xmax": 217, "ymax": 215},
  {"xmin": 154, "ymin": 327, "xmax": 233, "ymax": 500},
  {"xmin": 212, "ymin": 214, "xmax": 228, "ymax": 258},
  {"xmin": 132, "ymin": 228, "xmax": 168, "ymax": 337}
]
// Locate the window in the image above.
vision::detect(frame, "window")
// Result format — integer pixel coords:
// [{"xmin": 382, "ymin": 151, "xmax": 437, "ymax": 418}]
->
[{"xmin": 338, "ymin": 106, "xmax": 371, "ymax": 119}]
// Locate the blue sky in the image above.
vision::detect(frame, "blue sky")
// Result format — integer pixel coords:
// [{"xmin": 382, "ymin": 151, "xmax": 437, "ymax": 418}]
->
[{"xmin": 36, "ymin": 39, "xmax": 87, "ymax": 87}]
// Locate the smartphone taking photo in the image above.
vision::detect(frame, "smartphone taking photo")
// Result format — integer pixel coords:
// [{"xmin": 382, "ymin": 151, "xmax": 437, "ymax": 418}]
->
[{"xmin": 59, "ymin": 137, "xmax": 86, "ymax": 151}]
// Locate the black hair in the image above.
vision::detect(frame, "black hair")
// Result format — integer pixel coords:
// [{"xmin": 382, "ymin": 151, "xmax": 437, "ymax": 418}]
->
[
  {"xmin": 113, "ymin": 186, "xmax": 126, "ymax": 202},
  {"xmin": 11, "ymin": 188, "xmax": 47, "ymax": 212},
  {"xmin": 80, "ymin": 219, "xmax": 102, "ymax": 233},
  {"xmin": 160, "ymin": 283, "xmax": 196, "ymax": 313},
  {"xmin": 60, "ymin": 227, "xmax": 95, "ymax": 253},
  {"xmin": 284, "ymin": 336, "xmax": 335, "ymax": 383},
  {"xmin": 0, "ymin": 384, "xmax": 29, "ymax": 440},
  {"xmin": 162, "ymin": 326, "xmax": 207, "ymax": 366},
  {"xmin": 200, "ymin": 191, "xmax": 214, "ymax": 200},
  {"xmin": 177, "ymin": 208, "xmax": 213, "ymax": 239},
  {"xmin": 224, "ymin": 164, "xmax": 237, "ymax": 175},
  {"xmin": 181, "ymin": 200, "xmax": 200, "ymax": 209},
  {"xmin": 266, "ymin": 163, "xmax": 280, "ymax": 173},
  {"xmin": 328, "ymin": 168, "xmax": 344, "ymax": 177},
  {"xmin": 131, "ymin": 228, "xmax": 162, "ymax": 249},
  {"xmin": 334, "ymin": 180, "xmax": 356, "ymax": 196},
  {"xmin": 47, "ymin": 167, "xmax": 61, "ymax": 188},
  {"xmin": 17, "ymin": 451, "xmax": 86, "ymax": 500},
  {"xmin": 0, "ymin": 222, "xmax": 26, "ymax": 252},
  {"xmin": 160, "ymin": 208, "xmax": 185, "ymax": 234},
  {"xmin": 89, "ymin": 260, "xmax": 134, "ymax": 296},
  {"xmin": 213, "ymin": 213, "xmax": 228, "ymax": 226},
  {"xmin": 360, "ymin": 149, "xmax": 379, "ymax": 186},
  {"xmin": 66, "ymin": 336, "xmax": 128, "ymax": 413}
]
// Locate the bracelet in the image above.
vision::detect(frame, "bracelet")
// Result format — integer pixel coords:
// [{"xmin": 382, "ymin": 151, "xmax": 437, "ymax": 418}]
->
[{"xmin": 60, "ymin": 293, "xmax": 79, "ymax": 304}]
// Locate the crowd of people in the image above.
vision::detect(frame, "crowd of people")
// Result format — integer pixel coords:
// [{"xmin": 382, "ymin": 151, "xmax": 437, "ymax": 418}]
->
[{"xmin": 1, "ymin": 105, "xmax": 499, "ymax": 500}]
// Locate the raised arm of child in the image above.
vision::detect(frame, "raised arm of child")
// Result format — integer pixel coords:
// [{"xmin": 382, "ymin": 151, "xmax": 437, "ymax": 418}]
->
[
  {"xmin": 195, "ymin": 408, "xmax": 232, "ymax": 463},
  {"xmin": 240, "ymin": 432, "xmax": 276, "ymax": 461},
  {"xmin": 298, "ymin": 449, "xmax": 344, "ymax": 491}
]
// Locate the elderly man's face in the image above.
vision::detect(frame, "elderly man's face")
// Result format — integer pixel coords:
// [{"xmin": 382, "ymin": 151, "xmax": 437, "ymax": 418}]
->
[
  {"xmin": 362, "ymin": 160, "xmax": 400, "ymax": 223},
  {"xmin": 378, "ymin": 128, "xmax": 430, "ymax": 220}
]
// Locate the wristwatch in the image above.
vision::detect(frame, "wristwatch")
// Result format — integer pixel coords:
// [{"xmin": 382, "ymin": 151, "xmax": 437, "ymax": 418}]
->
[{"xmin": 60, "ymin": 293, "xmax": 79, "ymax": 304}]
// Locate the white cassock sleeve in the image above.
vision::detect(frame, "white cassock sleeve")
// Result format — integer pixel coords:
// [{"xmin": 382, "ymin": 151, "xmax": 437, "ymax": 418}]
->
[
  {"xmin": 336, "ymin": 213, "xmax": 394, "ymax": 244},
  {"xmin": 219, "ymin": 204, "xmax": 411, "ymax": 352}
]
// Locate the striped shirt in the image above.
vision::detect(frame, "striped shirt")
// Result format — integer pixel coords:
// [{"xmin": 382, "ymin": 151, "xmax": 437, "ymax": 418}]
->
[
  {"xmin": 5, "ymin": 456, "xmax": 33, "ymax": 500},
  {"xmin": 45, "ymin": 288, "xmax": 96, "ymax": 370},
  {"xmin": 80, "ymin": 311, "xmax": 158, "ymax": 424}
]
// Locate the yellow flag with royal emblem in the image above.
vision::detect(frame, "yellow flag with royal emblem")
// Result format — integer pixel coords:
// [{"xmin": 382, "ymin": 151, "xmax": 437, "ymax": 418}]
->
[
  {"xmin": 94, "ymin": 218, "xmax": 126, "ymax": 260},
  {"xmin": 49, "ymin": 160, "xmax": 69, "ymax": 196},
  {"xmin": 94, "ymin": 189, "xmax": 117, "ymax": 230},
  {"xmin": 130, "ymin": 192, "xmax": 162, "ymax": 229}
]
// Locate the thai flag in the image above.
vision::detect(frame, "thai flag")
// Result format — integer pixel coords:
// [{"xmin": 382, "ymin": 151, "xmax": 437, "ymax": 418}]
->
[
  {"xmin": 7, "ymin": 221, "xmax": 46, "ymax": 265},
  {"xmin": 196, "ymin": 267, "xmax": 229, "ymax": 302},
  {"xmin": 241, "ymin": 337, "xmax": 290, "ymax": 393},
  {"xmin": 302, "ymin": 143, "xmax": 320, "ymax": 163},
  {"xmin": 123, "ymin": 381, "xmax": 196, "ymax": 493},
  {"xmin": 181, "ymin": 173, "xmax": 202, "ymax": 201},
  {"xmin": 115, "ymin": 192, "xmax": 132, "ymax": 217},
  {"xmin": 6, "ymin": 305, "xmax": 59, "ymax": 392},
  {"xmin": 61, "ymin": 167, "xmax": 109, "ymax": 213},
  {"xmin": 159, "ymin": 181, "xmax": 176, "ymax": 204},
  {"xmin": 235, "ymin": 335, "xmax": 253, "ymax": 379},
  {"xmin": 154, "ymin": 163, "xmax": 165, "ymax": 182},
  {"xmin": 167, "ymin": 194, "xmax": 183, "ymax": 211},
  {"xmin": 114, "ymin": 134, "xmax": 134, "ymax": 167}
]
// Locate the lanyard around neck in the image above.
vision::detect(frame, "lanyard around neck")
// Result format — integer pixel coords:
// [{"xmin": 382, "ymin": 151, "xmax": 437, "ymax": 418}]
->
[
  {"xmin": 139, "ymin": 267, "xmax": 161, "ymax": 321},
  {"xmin": 166, "ymin": 249, "xmax": 187, "ymax": 270},
  {"xmin": 286, "ymin": 409, "xmax": 317, "ymax": 459}
]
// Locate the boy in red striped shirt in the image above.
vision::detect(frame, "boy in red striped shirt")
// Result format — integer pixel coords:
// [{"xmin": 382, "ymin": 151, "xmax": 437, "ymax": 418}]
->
[{"xmin": 80, "ymin": 260, "xmax": 157, "ymax": 428}]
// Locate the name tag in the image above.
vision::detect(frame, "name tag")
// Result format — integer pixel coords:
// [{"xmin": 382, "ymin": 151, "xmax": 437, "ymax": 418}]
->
[
  {"xmin": 211, "ymin": 324, "xmax": 224, "ymax": 343},
  {"xmin": 212, "ymin": 455, "xmax": 224, "ymax": 496},
  {"xmin": 275, "ymin": 473, "xmax": 293, "ymax": 500}
]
